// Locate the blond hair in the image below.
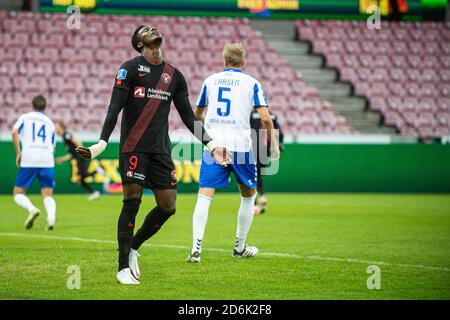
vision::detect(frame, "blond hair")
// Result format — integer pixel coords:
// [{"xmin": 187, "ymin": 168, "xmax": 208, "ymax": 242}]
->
[{"xmin": 223, "ymin": 43, "xmax": 246, "ymax": 68}]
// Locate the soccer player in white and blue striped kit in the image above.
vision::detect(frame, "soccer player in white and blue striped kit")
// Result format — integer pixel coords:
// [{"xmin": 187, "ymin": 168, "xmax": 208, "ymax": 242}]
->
[
  {"xmin": 12, "ymin": 95, "xmax": 57, "ymax": 230},
  {"xmin": 187, "ymin": 43, "xmax": 280, "ymax": 262}
]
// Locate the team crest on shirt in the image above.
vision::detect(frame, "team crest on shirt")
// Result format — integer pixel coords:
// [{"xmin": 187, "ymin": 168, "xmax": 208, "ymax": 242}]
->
[
  {"xmin": 161, "ymin": 73, "xmax": 172, "ymax": 84},
  {"xmin": 126, "ymin": 170, "xmax": 133, "ymax": 177}
]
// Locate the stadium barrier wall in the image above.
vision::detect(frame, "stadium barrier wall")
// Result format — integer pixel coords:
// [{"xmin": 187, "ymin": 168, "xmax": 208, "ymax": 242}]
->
[{"xmin": 0, "ymin": 141, "xmax": 449, "ymax": 194}]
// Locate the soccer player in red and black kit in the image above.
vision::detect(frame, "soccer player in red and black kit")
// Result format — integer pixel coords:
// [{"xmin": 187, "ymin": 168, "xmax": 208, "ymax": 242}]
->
[{"xmin": 76, "ymin": 26, "xmax": 229, "ymax": 284}]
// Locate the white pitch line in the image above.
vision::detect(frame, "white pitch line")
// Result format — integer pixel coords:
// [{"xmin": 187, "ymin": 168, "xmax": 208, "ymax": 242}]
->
[{"xmin": 0, "ymin": 232, "xmax": 449, "ymax": 272}]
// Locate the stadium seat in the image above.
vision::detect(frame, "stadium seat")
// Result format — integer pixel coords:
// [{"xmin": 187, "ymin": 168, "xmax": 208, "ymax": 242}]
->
[
  {"xmin": 0, "ymin": 13, "xmax": 354, "ymax": 135},
  {"xmin": 296, "ymin": 19, "xmax": 450, "ymax": 138}
]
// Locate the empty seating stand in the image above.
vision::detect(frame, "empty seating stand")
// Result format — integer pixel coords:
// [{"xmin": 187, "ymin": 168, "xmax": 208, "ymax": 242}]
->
[
  {"xmin": 0, "ymin": 11, "xmax": 352, "ymax": 135},
  {"xmin": 296, "ymin": 19, "xmax": 450, "ymax": 138}
]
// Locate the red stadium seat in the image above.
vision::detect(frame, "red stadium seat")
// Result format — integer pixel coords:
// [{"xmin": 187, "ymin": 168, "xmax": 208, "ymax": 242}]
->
[
  {"xmin": 297, "ymin": 19, "xmax": 450, "ymax": 138},
  {"xmin": 0, "ymin": 13, "xmax": 355, "ymax": 134}
]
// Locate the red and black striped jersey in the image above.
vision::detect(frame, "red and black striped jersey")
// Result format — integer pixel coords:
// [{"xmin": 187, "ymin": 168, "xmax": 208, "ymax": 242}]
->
[{"xmin": 100, "ymin": 55, "xmax": 211, "ymax": 154}]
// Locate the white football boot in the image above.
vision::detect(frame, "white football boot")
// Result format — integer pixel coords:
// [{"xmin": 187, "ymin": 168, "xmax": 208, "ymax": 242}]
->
[
  {"xmin": 88, "ymin": 191, "xmax": 101, "ymax": 201},
  {"xmin": 129, "ymin": 249, "xmax": 141, "ymax": 279},
  {"xmin": 45, "ymin": 221, "xmax": 55, "ymax": 231},
  {"xmin": 116, "ymin": 268, "xmax": 140, "ymax": 285},
  {"xmin": 232, "ymin": 245, "xmax": 259, "ymax": 258},
  {"xmin": 186, "ymin": 251, "xmax": 201, "ymax": 263},
  {"xmin": 24, "ymin": 208, "xmax": 40, "ymax": 230}
]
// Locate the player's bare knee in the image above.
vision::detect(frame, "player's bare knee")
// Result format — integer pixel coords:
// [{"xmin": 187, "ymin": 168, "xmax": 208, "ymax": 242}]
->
[
  {"xmin": 13, "ymin": 187, "xmax": 26, "ymax": 195},
  {"xmin": 41, "ymin": 188, "xmax": 53, "ymax": 198},
  {"xmin": 159, "ymin": 202, "xmax": 176, "ymax": 215},
  {"xmin": 123, "ymin": 183, "xmax": 144, "ymax": 201},
  {"xmin": 199, "ymin": 188, "xmax": 215, "ymax": 199},
  {"xmin": 123, "ymin": 188, "xmax": 143, "ymax": 201},
  {"xmin": 239, "ymin": 186, "xmax": 256, "ymax": 198},
  {"xmin": 122, "ymin": 198, "xmax": 141, "ymax": 210},
  {"xmin": 123, "ymin": 193, "xmax": 142, "ymax": 202}
]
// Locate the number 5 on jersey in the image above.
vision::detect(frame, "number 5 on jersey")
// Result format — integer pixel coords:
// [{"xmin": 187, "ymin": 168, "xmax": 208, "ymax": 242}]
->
[{"xmin": 217, "ymin": 87, "xmax": 231, "ymax": 117}]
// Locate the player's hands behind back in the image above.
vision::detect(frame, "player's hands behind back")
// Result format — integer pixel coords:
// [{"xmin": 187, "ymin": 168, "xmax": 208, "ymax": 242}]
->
[{"xmin": 212, "ymin": 147, "xmax": 232, "ymax": 166}]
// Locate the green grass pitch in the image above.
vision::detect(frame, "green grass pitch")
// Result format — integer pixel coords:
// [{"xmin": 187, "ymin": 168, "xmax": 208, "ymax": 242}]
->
[{"xmin": 0, "ymin": 193, "xmax": 449, "ymax": 300}]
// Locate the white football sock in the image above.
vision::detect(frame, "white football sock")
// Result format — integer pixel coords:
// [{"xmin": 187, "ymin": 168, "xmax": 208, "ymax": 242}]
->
[
  {"xmin": 192, "ymin": 194, "xmax": 212, "ymax": 254},
  {"xmin": 14, "ymin": 194, "xmax": 38, "ymax": 213},
  {"xmin": 43, "ymin": 196, "xmax": 56, "ymax": 224},
  {"xmin": 235, "ymin": 193, "xmax": 257, "ymax": 252}
]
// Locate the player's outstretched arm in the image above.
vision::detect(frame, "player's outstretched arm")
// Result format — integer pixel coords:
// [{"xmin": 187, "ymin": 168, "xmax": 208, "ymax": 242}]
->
[
  {"xmin": 76, "ymin": 87, "xmax": 127, "ymax": 159},
  {"xmin": 257, "ymin": 107, "xmax": 280, "ymax": 161}
]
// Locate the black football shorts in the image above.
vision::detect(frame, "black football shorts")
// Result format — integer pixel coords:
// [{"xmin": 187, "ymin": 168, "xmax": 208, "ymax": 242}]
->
[
  {"xmin": 119, "ymin": 153, "xmax": 177, "ymax": 190},
  {"xmin": 76, "ymin": 158, "xmax": 91, "ymax": 179}
]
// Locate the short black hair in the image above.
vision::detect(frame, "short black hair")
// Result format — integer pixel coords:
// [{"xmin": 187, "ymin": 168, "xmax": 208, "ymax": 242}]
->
[
  {"xmin": 131, "ymin": 25, "xmax": 145, "ymax": 53},
  {"xmin": 32, "ymin": 95, "xmax": 46, "ymax": 111}
]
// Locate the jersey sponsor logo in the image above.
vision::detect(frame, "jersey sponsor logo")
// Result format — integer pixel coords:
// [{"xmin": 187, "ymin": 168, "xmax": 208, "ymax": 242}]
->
[
  {"xmin": 133, "ymin": 87, "xmax": 171, "ymax": 100},
  {"xmin": 147, "ymin": 88, "xmax": 171, "ymax": 101},
  {"xmin": 161, "ymin": 72, "xmax": 172, "ymax": 84},
  {"xmin": 138, "ymin": 65, "xmax": 151, "ymax": 73},
  {"xmin": 116, "ymin": 69, "xmax": 128, "ymax": 80},
  {"xmin": 133, "ymin": 172, "xmax": 145, "ymax": 180},
  {"xmin": 134, "ymin": 86, "xmax": 146, "ymax": 98}
]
